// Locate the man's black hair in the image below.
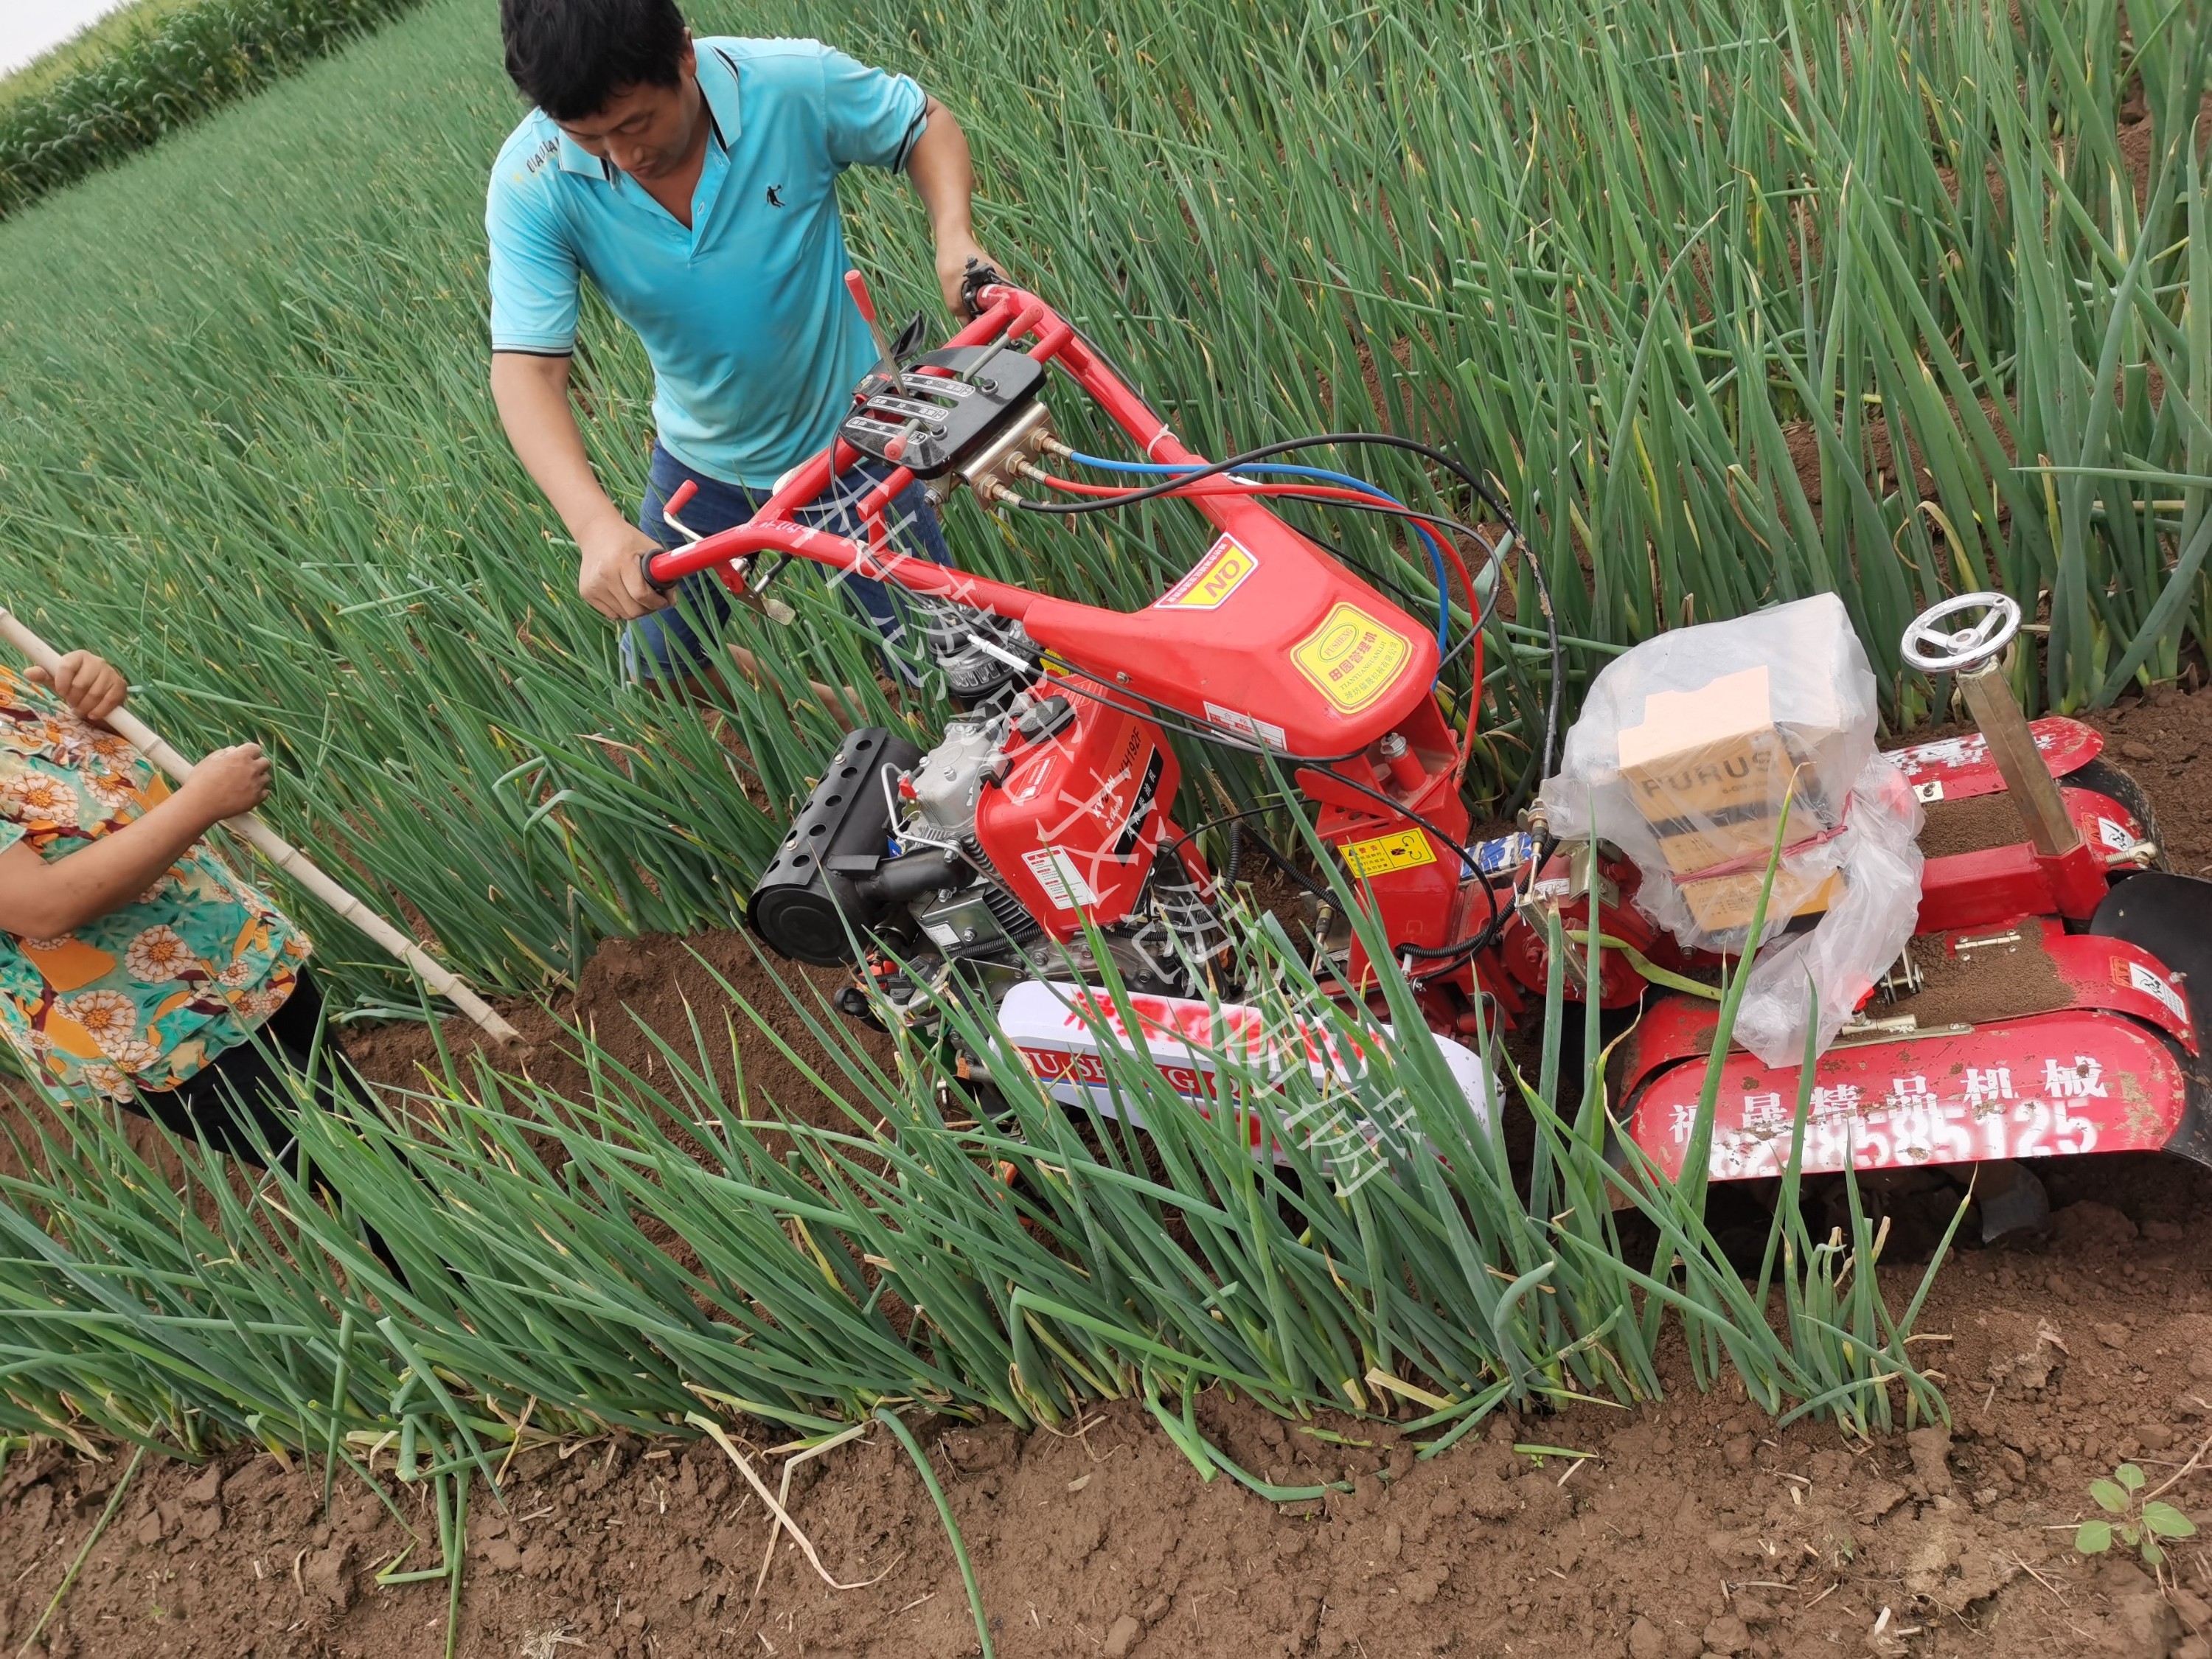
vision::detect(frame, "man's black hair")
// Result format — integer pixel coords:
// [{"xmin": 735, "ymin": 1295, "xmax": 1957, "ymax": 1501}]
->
[{"xmin": 500, "ymin": 0, "xmax": 689, "ymax": 122}]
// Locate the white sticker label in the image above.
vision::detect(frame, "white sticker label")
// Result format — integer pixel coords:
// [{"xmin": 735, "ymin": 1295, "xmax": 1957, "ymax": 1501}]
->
[
  {"xmin": 1203, "ymin": 701, "xmax": 1287, "ymax": 752},
  {"xmin": 1913, "ymin": 779, "xmax": 1945, "ymax": 804},
  {"xmin": 922, "ymin": 920, "xmax": 964, "ymax": 950},
  {"xmin": 1899, "ymin": 735, "xmax": 1980, "ymax": 770},
  {"xmin": 2097, "ymin": 817, "xmax": 2136, "ymax": 853},
  {"xmin": 1023, "ymin": 848, "xmax": 1100, "ymax": 910},
  {"xmin": 2129, "ymin": 959, "xmax": 2188, "ymax": 1023}
]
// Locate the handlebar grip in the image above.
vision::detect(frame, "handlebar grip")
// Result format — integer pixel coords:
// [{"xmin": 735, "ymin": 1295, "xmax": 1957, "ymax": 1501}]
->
[
  {"xmin": 959, "ymin": 257, "xmax": 1006, "ymax": 320},
  {"xmin": 640, "ymin": 549, "xmax": 677, "ymax": 595}
]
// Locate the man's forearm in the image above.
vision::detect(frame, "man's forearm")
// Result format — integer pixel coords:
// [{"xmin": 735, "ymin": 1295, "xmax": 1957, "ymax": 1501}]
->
[
  {"xmin": 908, "ymin": 99, "xmax": 990, "ymax": 312},
  {"xmin": 906, "ymin": 100, "xmax": 975, "ymax": 241},
  {"xmin": 491, "ymin": 350, "xmax": 669, "ymax": 618},
  {"xmin": 490, "ymin": 352, "xmax": 626, "ymax": 539}
]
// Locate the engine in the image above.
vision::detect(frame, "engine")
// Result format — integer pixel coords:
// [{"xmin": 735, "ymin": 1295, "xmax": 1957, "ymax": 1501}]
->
[{"xmin": 748, "ymin": 630, "xmax": 1228, "ymax": 1014}]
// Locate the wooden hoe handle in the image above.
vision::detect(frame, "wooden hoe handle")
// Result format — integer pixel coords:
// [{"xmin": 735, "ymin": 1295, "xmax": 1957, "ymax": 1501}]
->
[{"xmin": 0, "ymin": 610, "xmax": 526, "ymax": 1052}]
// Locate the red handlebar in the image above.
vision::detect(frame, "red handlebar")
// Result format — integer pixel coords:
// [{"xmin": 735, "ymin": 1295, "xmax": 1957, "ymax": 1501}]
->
[{"xmin": 639, "ymin": 282, "xmax": 1159, "ymax": 604}]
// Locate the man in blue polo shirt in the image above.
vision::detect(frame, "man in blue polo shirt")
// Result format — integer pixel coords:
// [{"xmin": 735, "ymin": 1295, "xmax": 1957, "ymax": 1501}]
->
[{"xmin": 486, "ymin": 0, "xmax": 991, "ymax": 687}]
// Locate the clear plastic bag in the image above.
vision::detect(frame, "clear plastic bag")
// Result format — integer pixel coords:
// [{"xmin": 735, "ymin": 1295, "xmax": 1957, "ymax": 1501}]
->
[{"xmin": 1538, "ymin": 593, "xmax": 1924, "ymax": 1063}]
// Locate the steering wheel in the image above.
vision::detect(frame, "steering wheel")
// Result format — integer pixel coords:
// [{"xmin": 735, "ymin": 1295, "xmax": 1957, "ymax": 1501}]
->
[{"xmin": 1900, "ymin": 591, "xmax": 2021, "ymax": 674}]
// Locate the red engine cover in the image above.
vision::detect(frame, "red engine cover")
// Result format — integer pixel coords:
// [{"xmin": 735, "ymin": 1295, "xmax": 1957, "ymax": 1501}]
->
[{"xmin": 975, "ymin": 676, "xmax": 1179, "ymax": 942}]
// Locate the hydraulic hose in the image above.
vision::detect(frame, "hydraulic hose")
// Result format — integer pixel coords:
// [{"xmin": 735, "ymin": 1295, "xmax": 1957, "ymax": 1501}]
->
[{"xmin": 1065, "ymin": 450, "xmax": 1457, "ymax": 655}]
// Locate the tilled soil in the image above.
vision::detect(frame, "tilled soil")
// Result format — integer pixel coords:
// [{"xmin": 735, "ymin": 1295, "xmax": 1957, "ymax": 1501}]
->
[
  {"xmin": 7, "ymin": 1208, "xmax": 2212, "ymax": 1659},
  {"xmin": 10, "ymin": 686, "xmax": 2212, "ymax": 1658}
]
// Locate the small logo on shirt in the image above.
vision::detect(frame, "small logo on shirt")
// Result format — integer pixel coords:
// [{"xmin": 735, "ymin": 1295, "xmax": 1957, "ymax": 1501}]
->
[
  {"xmin": 524, "ymin": 136, "xmax": 559, "ymax": 175},
  {"xmin": 765, "ymin": 184, "xmax": 786, "ymax": 208}
]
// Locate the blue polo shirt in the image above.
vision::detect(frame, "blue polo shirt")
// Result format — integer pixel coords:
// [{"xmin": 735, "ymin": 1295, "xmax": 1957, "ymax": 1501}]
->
[{"xmin": 486, "ymin": 38, "xmax": 926, "ymax": 488}]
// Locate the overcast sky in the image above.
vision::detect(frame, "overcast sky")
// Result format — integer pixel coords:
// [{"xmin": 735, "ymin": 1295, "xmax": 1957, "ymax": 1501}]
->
[{"xmin": 1, "ymin": 0, "xmax": 139, "ymax": 78}]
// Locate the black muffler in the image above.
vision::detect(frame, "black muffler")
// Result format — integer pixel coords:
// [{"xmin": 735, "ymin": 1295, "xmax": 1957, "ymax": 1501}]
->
[{"xmin": 748, "ymin": 728, "xmax": 925, "ymax": 967}]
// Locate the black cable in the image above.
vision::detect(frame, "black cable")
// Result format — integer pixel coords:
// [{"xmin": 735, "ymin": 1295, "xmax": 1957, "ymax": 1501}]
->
[
  {"xmin": 1218, "ymin": 490, "xmax": 1511, "ymax": 625},
  {"xmin": 1049, "ymin": 339, "xmax": 1492, "ymax": 670},
  {"xmin": 1035, "ymin": 653, "xmax": 1372, "ymax": 765},
  {"xmin": 1015, "ymin": 430, "xmax": 1514, "ymax": 531},
  {"xmin": 1000, "ymin": 412, "xmax": 1566, "ymax": 972},
  {"xmin": 1245, "ymin": 826, "xmax": 1333, "ymax": 903},
  {"xmin": 1011, "ymin": 426, "xmax": 1562, "ymax": 787},
  {"xmin": 1161, "ymin": 802, "xmax": 1332, "ymax": 902},
  {"xmin": 1401, "ymin": 828, "xmax": 1560, "ymax": 976},
  {"xmin": 1161, "ymin": 801, "xmax": 1295, "ymax": 863},
  {"xmin": 1296, "ymin": 526, "xmax": 1441, "ymax": 629},
  {"xmin": 1304, "ymin": 757, "xmax": 1503, "ymax": 953},
  {"xmin": 1251, "ymin": 487, "xmax": 1562, "ymax": 799}
]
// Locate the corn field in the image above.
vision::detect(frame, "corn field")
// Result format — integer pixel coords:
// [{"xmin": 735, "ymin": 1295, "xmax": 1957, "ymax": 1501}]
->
[
  {"xmin": 0, "ymin": 0, "xmax": 428, "ymax": 217},
  {"xmin": 0, "ymin": 0, "xmax": 2197, "ymax": 1548}
]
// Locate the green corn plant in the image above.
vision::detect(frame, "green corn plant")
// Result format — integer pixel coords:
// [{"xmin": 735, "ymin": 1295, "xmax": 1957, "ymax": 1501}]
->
[{"xmin": 0, "ymin": 0, "xmax": 431, "ymax": 216}]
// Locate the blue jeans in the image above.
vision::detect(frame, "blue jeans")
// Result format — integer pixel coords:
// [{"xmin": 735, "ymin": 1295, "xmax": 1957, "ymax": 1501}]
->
[{"xmin": 624, "ymin": 444, "xmax": 953, "ymax": 684}]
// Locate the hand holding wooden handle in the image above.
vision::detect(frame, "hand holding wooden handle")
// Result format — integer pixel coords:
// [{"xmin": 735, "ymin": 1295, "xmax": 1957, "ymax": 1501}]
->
[{"xmin": 0, "ymin": 610, "xmax": 526, "ymax": 1052}]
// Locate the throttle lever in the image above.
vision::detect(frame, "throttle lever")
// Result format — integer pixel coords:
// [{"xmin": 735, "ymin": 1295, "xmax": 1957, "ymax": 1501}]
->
[
  {"xmin": 661, "ymin": 477, "xmax": 702, "ymax": 540},
  {"xmin": 958, "ymin": 256, "xmax": 1006, "ymax": 320}
]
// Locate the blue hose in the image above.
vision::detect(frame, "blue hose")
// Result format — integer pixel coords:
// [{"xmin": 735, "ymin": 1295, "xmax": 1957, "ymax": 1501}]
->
[{"xmin": 1064, "ymin": 449, "xmax": 1454, "ymax": 657}]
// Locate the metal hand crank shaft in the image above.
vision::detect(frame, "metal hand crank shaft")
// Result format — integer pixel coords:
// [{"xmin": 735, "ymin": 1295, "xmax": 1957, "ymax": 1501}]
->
[{"xmin": 1955, "ymin": 661, "xmax": 2081, "ymax": 858}]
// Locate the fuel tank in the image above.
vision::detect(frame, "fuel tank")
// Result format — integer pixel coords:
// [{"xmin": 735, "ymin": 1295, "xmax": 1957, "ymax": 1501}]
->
[{"xmin": 973, "ymin": 675, "xmax": 1178, "ymax": 941}]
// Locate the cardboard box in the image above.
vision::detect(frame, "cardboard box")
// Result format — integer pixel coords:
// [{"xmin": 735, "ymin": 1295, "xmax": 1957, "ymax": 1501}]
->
[
  {"xmin": 1679, "ymin": 865, "xmax": 1844, "ymax": 934},
  {"xmin": 1617, "ymin": 664, "xmax": 1833, "ymax": 875}
]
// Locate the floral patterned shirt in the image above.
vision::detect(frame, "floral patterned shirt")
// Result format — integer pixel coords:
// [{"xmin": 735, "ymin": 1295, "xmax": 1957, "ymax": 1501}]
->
[{"xmin": 0, "ymin": 667, "xmax": 310, "ymax": 1101}]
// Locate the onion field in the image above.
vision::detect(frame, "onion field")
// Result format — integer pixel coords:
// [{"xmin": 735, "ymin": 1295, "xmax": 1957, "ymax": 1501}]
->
[
  {"xmin": 0, "ymin": 0, "xmax": 2202, "ymax": 1000},
  {"xmin": 0, "ymin": 0, "xmax": 2200, "ymax": 1638}
]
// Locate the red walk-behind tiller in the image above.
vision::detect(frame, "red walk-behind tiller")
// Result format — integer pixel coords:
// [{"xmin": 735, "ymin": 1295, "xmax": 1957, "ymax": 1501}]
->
[{"xmin": 643, "ymin": 271, "xmax": 2212, "ymax": 1215}]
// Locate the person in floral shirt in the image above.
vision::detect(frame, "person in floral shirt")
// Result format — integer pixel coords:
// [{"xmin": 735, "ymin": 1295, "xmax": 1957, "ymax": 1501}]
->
[{"xmin": 0, "ymin": 648, "xmax": 335, "ymax": 1166}]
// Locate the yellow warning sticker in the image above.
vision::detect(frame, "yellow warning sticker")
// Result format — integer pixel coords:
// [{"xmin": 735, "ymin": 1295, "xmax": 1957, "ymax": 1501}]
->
[
  {"xmin": 1340, "ymin": 829, "xmax": 1438, "ymax": 879},
  {"xmin": 1292, "ymin": 602, "xmax": 1413, "ymax": 712},
  {"xmin": 1155, "ymin": 534, "xmax": 1259, "ymax": 611}
]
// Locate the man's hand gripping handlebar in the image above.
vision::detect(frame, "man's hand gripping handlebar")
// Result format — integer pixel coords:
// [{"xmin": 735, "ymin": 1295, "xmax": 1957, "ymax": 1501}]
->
[{"xmin": 638, "ymin": 478, "xmax": 705, "ymax": 598}]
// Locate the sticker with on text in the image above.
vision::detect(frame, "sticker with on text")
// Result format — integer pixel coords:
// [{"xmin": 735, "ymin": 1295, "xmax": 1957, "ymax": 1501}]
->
[
  {"xmin": 1202, "ymin": 701, "xmax": 1287, "ymax": 751},
  {"xmin": 2124, "ymin": 958, "xmax": 2188, "ymax": 1023},
  {"xmin": 1156, "ymin": 534, "xmax": 1259, "ymax": 611},
  {"xmin": 1023, "ymin": 848, "xmax": 1099, "ymax": 910}
]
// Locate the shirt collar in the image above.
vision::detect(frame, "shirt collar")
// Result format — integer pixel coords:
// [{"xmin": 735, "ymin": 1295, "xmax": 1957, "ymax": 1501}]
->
[
  {"xmin": 551, "ymin": 52, "xmax": 740, "ymax": 181},
  {"xmin": 556, "ymin": 125, "xmax": 610, "ymax": 179},
  {"xmin": 697, "ymin": 46, "xmax": 743, "ymax": 148}
]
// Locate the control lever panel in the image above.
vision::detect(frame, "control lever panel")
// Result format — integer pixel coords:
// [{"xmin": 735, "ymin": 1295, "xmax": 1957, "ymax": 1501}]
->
[{"xmin": 839, "ymin": 345, "xmax": 1047, "ymax": 479}]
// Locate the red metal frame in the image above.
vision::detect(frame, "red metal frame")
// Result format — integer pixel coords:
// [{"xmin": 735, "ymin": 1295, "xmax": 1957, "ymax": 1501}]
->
[
  {"xmin": 1617, "ymin": 914, "xmax": 2198, "ymax": 1181},
  {"xmin": 671, "ymin": 282, "xmax": 2208, "ymax": 1181},
  {"xmin": 1888, "ymin": 719, "xmax": 2103, "ymax": 803},
  {"xmin": 650, "ymin": 285, "xmax": 1451, "ymax": 759},
  {"xmin": 653, "ymin": 282, "xmax": 1490, "ymax": 1015}
]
